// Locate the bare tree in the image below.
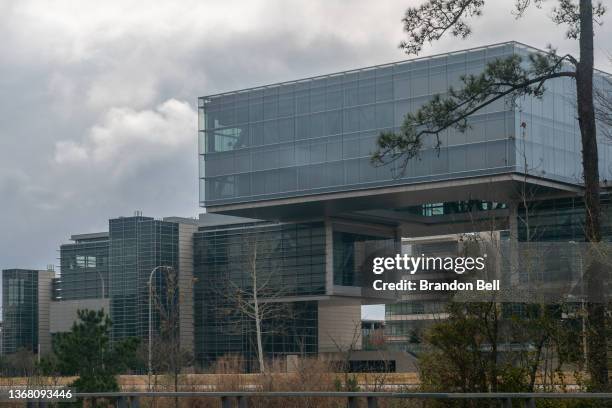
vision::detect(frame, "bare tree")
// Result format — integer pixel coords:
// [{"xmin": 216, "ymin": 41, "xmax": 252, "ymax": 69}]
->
[
  {"xmin": 150, "ymin": 267, "xmax": 193, "ymax": 398},
  {"xmin": 5, "ymin": 348, "xmax": 38, "ymax": 378},
  {"xmin": 223, "ymin": 233, "xmax": 288, "ymax": 374},
  {"xmin": 328, "ymin": 321, "xmax": 362, "ymax": 391}
]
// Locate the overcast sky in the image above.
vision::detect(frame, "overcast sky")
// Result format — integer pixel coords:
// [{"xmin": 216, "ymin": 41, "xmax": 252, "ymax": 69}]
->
[{"xmin": 0, "ymin": 1, "xmax": 610, "ymax": 318}]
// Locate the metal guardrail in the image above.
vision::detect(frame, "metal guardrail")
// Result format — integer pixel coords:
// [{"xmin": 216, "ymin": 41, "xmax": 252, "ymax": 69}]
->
[{"xmin": 40, "ymin": 391, "xmax": 611, "ymax": 408}]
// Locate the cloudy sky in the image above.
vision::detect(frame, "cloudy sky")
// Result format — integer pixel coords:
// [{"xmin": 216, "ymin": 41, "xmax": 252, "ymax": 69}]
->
[{"xmin": 0, "ymin": 0, "xmax": 610, "ymax": 315}]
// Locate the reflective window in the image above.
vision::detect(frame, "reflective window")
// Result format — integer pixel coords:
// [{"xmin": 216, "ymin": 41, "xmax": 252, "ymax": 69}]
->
[{"xmin": 193, "ymin": 223, "xmax": 325, "ymax": 366}]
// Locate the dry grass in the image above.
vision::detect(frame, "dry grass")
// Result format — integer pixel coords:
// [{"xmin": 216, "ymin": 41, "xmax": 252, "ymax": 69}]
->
[{"xmin": 140, "ymin": 357, "xmax": 420, "ymax": 408}]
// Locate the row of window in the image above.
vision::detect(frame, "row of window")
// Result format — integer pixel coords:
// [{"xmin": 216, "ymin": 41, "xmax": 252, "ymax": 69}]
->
[
  {"xmin": 201, "ymin": 68, "xmax": 580, "ymax": 132},
  {"xmin": 200, "ymin": 45, "xmax": 519, "ymax": 122},
  {"xmin": 200, "ymin": 99, "xmax": 514, "ymax": 154},
  {"xmin": 195, "ymin": 300, "xmax": 319, "ymax": 367},
  {"xmin": 202, "ymin": 141, "xmax": 513, "ymax": 202}
]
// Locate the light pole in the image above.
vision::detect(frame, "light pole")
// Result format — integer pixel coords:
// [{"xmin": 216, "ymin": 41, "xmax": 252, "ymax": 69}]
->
[{"xmin": 148, "ymin": 265, "xmax": 172, "ymax": 390}]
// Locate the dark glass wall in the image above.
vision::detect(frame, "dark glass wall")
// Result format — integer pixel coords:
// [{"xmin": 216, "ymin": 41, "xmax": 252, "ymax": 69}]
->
[
  {"xmin": 109, "ymin": 216, "xmax": 179, "ymax": 341},
  {"xmin": 1, "ymin": 269, "xmax": 38, "ymax": 354},
  {"xmin": 193, "ymin": 222, "xmax": 325, "ymax": 368},
  {"xmin": 333, "ymin": 230, "xmax": 396, "ymax": 286},
  {"xmin": 511, "ymin": 196, "xmax": 612, "ymax": 286},
  {"xmin": 518, "ymin": 196, "xmax": 612, "ymax": 242},
  {"xmin": 59, "ymin": 236, "xmax": 109, "ymax": 300}
]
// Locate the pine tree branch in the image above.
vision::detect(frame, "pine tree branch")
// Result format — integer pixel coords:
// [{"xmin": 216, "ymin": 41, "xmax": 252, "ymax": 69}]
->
[
  {"xmin": 372, "ymin": 53, "xmax": 576, "ymax": 174},
  {"xmin": 400, "ymin": 0, "xmax": 485, "ymax": 55}
]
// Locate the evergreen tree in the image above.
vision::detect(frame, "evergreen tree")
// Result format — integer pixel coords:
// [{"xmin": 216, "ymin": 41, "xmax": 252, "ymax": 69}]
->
[{"xmin": 51, "ymin": 309, "xmax": 139, "ymax": 392}]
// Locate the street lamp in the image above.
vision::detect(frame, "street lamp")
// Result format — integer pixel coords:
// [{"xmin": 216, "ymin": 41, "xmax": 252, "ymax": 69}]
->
[{"xmin": 148, "ymin": 265, "xmax": 173, "ymax": 390}]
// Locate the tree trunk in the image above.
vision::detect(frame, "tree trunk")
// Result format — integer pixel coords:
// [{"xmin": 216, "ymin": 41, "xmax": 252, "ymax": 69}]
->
[
  {"xmin": 254, "ymin": 298, "xmax": 265, "ymax": 374},
  {"xmin": 576, "ymin": 0, "xmax": 608, "ymax": 390},
  {"xmin": 251, "ymin": 249, "xmax": 265, "ymax": 374}
]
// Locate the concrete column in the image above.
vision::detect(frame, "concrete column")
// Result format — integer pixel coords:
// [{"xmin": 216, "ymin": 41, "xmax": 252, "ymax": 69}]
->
[
  {"xmin": 317, "ymin": 298, "xmax": 362, "ymax": 352},
  {"xmin": 37, "ymin": 269, "xmax": 55, "ymax": 356},
  {"xmin": 177, "ymin": 223, "xmax": 196, "ymax": 354}
]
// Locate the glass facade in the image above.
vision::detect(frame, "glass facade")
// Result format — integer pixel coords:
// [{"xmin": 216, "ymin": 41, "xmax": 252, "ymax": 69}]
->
[
  {"xmin": 193, "ymin": 222, "xmax": 325, "ymax": 367},
  {"xmin": 518, "ymin": 195, "xmax": 612, "ymax": 242},
  {"xmin": 333, "ymin": 230, "xmax": 396, "ymax": 287},
  {"xmin": 384, "ymin": 196, "xmax": 612, "ymax": 351},
  {"xmin": 58, "ymin": 235, "xmax": 109, "ymax": 300},
  {"xmin": 511, "ymin": 196, "xmax": 612, "ymax": 287},
  {"xmin": 109, "ymin": 216, "xmax": 179, "ymax": 341},
  {"xmin": 1, "ymin": 269, "xmax": 38, "ymax": 354},
  {"xmin": 198, "ymin": 42, "xmax": 612, "ymax": 209},
  {"xmin": 384, "ymin": 238, "xmax": 459, "ymax": 350},
  {"xmin": 514, "ymin": 47, "xmax": 612, "ymax": 185}
]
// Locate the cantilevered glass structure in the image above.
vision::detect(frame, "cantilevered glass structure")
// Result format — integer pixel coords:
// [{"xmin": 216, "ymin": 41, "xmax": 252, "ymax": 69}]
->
[{"xmin": 198, "ymin": 42, "xmax": 612, "ymax": 220}]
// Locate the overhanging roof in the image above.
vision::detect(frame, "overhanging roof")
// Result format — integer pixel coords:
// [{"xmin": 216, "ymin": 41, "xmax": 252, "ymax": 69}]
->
[{"xmin": 205, "ymin": 173, "xmax": 582, "ymax": 222}]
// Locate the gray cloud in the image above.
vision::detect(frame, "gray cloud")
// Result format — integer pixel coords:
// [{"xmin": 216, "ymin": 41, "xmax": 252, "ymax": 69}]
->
[{"xmin": 0, "ymin": 0, "xmax": 610, "ymax": 276}]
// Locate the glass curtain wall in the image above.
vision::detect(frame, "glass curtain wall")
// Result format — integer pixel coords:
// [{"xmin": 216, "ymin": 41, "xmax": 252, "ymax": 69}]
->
[
  {"xmin": 199, "ymin": 42, "xmax": 612, "ymax": 209},
  {"xmin": 109, "ymin": 216, "xmax": 179, "ymax": 342},
  {"xmin": 193, "ymin": 222, "xmax": 325, "ymax": 368},
  {"xmin": 59, "ymin": 236, "xmax": 109, "ymax": 300},
  {"xmin": 199, "ymin": 43, "xmax": 520, "ymax": 207},
  {"xmin": 1, "ymin": 269, "xmax": 38, "ymax": 354}
]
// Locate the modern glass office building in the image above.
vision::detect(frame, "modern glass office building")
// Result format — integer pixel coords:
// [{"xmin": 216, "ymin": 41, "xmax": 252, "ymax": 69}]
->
[
  {"xmin": 192, "ymin": 219, "xmax": 398, "ymax": 367},
  {"xmin": 198, "ymin": 42, "xmax": 612, "ymax": 220},
  {"xmin": 2, "ymin": 269, "xmax": 38, "ymax": 354},
  {"xmin": 196, "ymin": 42, "xmax": 612, "ymax": 359},
  {"xmin": 52, "ymin": 215, "xmax": 199, "ymax": 353},
  {"xmin": 2, "ymin": 42, "xmax": 604, "ymax": 367},
  {"xmin": 1, "ymin": 269, "xmax": 54, "ymax": 355},
  {"xmin": 52, "ymin": 233, "xmax": 111, "ymax": 339},
  {"xmin": 108, "ymin": 215, "xmax": 180, "ymax": 341},
  {"xmin": 193, "ymin": 221, "xmax": 324, "ymax": 366},
  {"xmin": 58, "ymin": 232, "xmax": 110, "ymax": 300}
]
